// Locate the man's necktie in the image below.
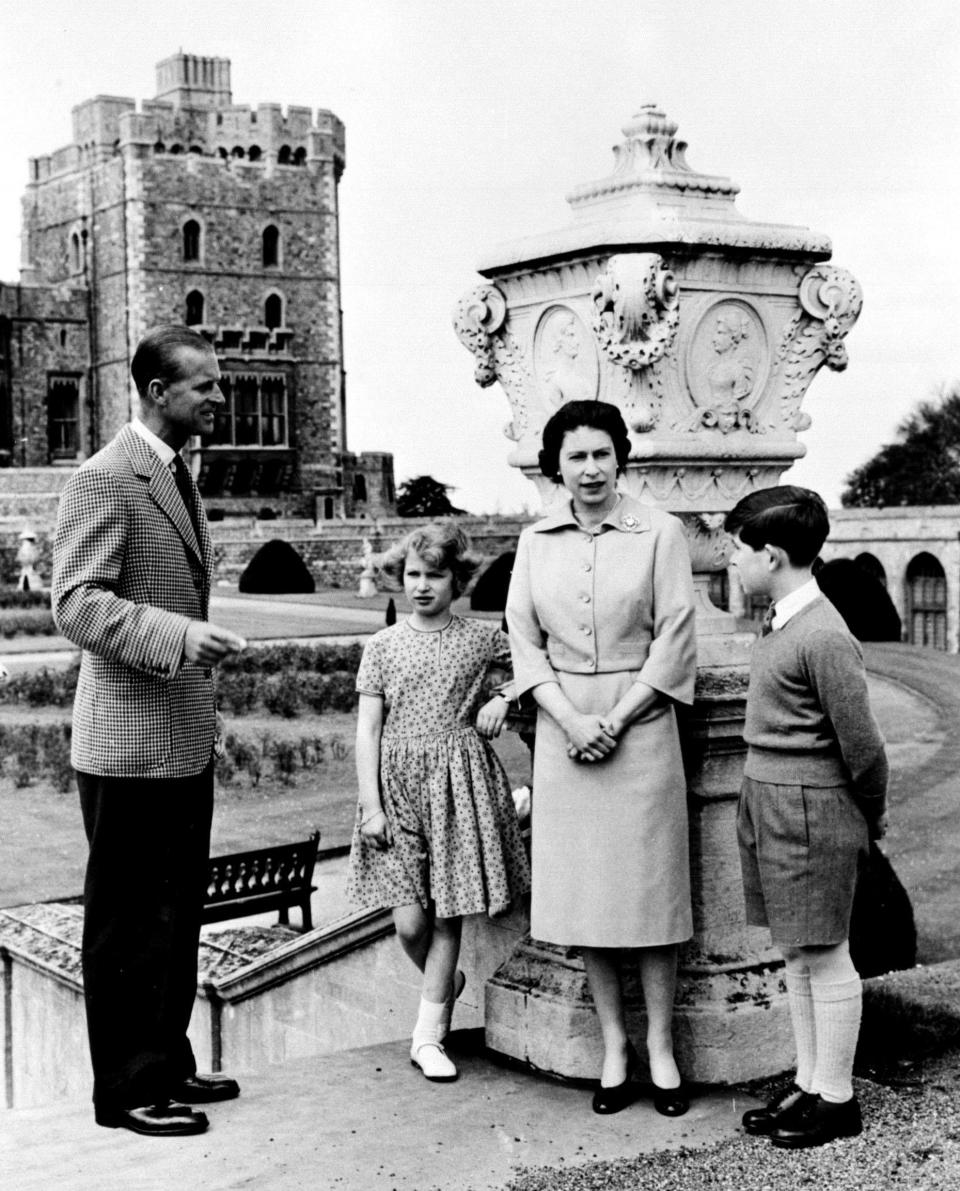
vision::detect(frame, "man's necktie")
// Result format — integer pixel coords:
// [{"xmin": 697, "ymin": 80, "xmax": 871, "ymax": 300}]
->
[
  {"xmin": 759, "ymin": 603, "xmax": 776, "ymax": 636},
  {"xmin": 171, "ymin": 453, "xmax": 201, "ymax": 541}
]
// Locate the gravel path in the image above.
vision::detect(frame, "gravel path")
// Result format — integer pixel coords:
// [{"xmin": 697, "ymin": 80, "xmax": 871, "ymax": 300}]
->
[{"xmin": 504, "ymin": 1053, "xmax": 960, "ymax": 1190}]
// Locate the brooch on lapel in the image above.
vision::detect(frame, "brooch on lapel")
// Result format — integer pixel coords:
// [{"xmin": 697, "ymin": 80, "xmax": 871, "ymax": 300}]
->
[{"xmin": 619, "ymin": 514, "xmax": 641, "ymax": 531}]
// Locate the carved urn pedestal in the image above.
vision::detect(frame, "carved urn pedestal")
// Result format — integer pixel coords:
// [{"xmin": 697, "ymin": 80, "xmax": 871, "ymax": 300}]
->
[{"xmin": 455, "ymin": 105, "xmax": 862, "ymax": 1084}]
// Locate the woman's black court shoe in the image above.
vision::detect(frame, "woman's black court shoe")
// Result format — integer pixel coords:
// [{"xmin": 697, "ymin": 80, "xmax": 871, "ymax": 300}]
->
[
  {"xmin": 591, "ymin": 1045, "xmax": 639, "ymax": 1115},
  {"xmin": 650, "ymin": 1079, "xmax": 690, "ymax": 1117}
]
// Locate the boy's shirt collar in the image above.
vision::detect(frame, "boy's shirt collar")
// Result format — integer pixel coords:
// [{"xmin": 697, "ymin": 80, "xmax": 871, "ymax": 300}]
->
[{"xmin": 771, "ymin": 577, "xmax": 821, "ymax": 631}]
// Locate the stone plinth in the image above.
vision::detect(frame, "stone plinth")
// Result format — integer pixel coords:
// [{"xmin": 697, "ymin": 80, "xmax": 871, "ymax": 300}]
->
[{"xmin": 457, "ymin": 105, "xmax": 862, "ymax": 1084}]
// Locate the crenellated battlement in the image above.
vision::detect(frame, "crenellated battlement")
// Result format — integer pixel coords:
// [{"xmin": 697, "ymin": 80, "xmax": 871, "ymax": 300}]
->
[{"xmin": 26, "ymin": 53, "xmax": 345, "ymax": 183}]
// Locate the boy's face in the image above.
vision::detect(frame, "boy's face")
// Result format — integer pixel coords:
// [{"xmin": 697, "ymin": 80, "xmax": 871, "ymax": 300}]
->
[{"xmin": 730, "ymin": 532, "xmax": 775, "ymax": 598}]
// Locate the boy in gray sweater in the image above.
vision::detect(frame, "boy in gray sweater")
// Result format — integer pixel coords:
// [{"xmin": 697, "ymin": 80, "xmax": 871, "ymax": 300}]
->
[{"xmin": 725, "ymin": 486, "xmax": 888, "ymax": 1149}]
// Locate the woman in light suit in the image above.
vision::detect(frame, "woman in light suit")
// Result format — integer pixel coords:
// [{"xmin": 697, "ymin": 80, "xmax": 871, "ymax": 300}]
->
[{"xmin": 506, "ymin": 400, "xmax": 696, "ymax": 1116}]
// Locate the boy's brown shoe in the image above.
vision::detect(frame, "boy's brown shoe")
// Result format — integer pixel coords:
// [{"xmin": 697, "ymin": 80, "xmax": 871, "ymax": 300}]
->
[
  {"xmin": 742, "ymin": 1085, "xmax": 815, "ymax": 1135},
  {"xmin": 769, "ymin": 1094, "xmax": 862, "ymax": 1148}
]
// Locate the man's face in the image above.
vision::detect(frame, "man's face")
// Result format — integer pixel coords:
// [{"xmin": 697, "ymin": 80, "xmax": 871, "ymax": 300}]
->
[{"xmin": 158, "ymin": 347, "xmax": 224, "ymax": 443}]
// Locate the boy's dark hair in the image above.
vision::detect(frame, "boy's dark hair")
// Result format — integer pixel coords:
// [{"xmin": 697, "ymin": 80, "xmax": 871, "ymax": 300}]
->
[
  {"xmin": 724, "ymin": 485, "xmax": 829, "ymax": 567},
  {"xmin": 538, "ymin": 400, "xmax": 631, "ymax": 481}
]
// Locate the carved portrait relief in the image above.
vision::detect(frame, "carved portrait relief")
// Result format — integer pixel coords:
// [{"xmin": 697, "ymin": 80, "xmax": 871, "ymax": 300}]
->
[
  {"xmin": 682, "ymin": 299, "xmax": 768, "ymax": 434},
  {"xmin": 534, "ymin": 306, "xmax": 599, "ymax": 412}
]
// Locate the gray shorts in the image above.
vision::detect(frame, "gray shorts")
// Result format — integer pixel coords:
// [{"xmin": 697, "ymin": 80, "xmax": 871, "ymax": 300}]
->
[{"xmin": 737, "ymin": 776, "xmax": 869, "ymax": 947}]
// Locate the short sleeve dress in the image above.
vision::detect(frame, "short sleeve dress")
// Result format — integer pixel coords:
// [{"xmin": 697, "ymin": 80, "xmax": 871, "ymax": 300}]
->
[{"xmin": 346, "ymin": 615, "xmax": 530, "ymax": 919}]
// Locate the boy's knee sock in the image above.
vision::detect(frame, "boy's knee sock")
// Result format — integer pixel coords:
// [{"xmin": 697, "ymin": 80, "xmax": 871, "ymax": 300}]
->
[
  {"xmin": 809, "ymin": 976, "xmax": 862, "ymax": 1103},
  {"xmin": 784, "ymin": 969, "xmax": 816, "ymax": 1092}
]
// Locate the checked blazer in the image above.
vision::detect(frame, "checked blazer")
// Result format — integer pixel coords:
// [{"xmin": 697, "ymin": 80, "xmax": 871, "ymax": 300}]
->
[{"xmin": 52, "ymin": 424, "xmax": 216, "ymax": 778}]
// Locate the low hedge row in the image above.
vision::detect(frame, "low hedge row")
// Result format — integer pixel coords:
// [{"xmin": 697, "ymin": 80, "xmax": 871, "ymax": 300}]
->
[
  {"xmin": 219, "ymin": 641, "xmax": 364, "ymax": 676},
  {"xmin": 0, "ymin": 649, "xmax": 360, "ymax": 717},
  {"xmin": 0, "ymin": 590, "xmax": 50, "ymax": 610},
  {"xmin": 0, "ymin": 721, "xmax": 350, "ymax": 792},
  {"xmin": 0, "ymin": 607, "xmax": 58, "ymax": 637}
]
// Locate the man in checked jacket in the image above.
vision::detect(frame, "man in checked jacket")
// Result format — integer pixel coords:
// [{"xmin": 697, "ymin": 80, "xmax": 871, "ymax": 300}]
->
[{"xmin": 53, "ymin": 326, "xmax": 246, "ymax": 1137}]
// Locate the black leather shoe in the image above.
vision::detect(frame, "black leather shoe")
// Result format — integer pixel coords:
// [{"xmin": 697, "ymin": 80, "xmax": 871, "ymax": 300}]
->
[
  {"xmin": 173, "ymin": 1073, "xmax": 241, "ymax": 1103},
  {"xmin": 742, "ymin": 1084, "xmax": 815, "ymax": 1135},
  {"xmin": 591, "ymin": 1044, "xmax": 638, "ymax": 1115},
  {"xmin": 95, "ymin": 1101, "xmax": 209, "ymax": 1136},
  {"xmin": 769, "ymin": 1094, "xmax": 862, "ymax": 1149},
  {"xmin": 651, "ymin": 1079, "xmax": 690, "ymax": 1117}
]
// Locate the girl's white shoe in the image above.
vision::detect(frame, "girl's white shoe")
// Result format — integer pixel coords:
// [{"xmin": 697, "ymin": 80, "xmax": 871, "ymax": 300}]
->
[
  {"xmin": 410, "ymin": 1039, "xmax": 458, "ymax": 1082},
  {"xmin": 411, "ymin": 995, "xmax": 459, "ymax": 1082}
]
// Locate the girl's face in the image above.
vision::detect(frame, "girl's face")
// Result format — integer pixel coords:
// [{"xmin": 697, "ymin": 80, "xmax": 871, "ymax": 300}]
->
[
  {"xmin": 557, "ymin": 426, "xmax": 618, "ymax": 513},
  {"xmin": 403, "ymin": 549, "xmax": 455, "ymax": 621}
]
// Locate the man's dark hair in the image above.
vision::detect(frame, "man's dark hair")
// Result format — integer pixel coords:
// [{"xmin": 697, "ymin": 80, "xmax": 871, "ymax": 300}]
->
[
  {"xmin": 724, "ymin": 485, "xmax": 829, "ymax": 567},
  {"xmin": 538, "ymin": 400, "xmax": 631, "ymax": 481},
  {"xmin": 131, "ymin": 326, "xmax": 214, "ymax": 397}
]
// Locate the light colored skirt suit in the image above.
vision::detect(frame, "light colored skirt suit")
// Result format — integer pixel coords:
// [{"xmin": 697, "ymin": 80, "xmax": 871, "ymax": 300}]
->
[{"xmin": 506, "ymin": 495, "xmax": 697, "ymax": 948}]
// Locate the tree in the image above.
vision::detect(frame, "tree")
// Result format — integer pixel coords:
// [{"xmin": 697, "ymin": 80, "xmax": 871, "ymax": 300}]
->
[
  {"xmin": 841, "ymin": 385, "xmax": 960, "ymax": 507},
  {"xmin": 395, "ymin": 475, "xmax": 467, "ymax": 517}
]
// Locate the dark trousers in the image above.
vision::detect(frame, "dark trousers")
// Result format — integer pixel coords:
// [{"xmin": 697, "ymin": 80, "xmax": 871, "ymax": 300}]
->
[{"xmin": 77, "ymin": 762, "xmax": 214, "ymax": 1112}]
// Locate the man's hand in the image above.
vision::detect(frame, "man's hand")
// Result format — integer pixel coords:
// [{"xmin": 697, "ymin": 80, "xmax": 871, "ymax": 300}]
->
[{"xmin": 184, "ymin": 622, "xmax": 246, "ymax": 667}]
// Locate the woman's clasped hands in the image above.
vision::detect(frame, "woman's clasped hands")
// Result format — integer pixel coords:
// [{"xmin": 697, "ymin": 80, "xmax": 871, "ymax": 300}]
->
[{"xmin": 564, "ymin": 712, "xmax": 619, "ymax": 763}]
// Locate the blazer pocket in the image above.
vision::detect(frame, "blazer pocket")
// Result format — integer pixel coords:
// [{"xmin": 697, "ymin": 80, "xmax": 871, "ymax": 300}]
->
[{"xmin": 92, "ymin": 672, "xmax": 171, "ymax": 770}]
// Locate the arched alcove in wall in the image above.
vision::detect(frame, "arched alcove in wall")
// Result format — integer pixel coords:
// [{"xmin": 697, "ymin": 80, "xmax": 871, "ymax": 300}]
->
[{"xmin": 906, "ymin": 552, "xmax": 948, "ymax": 650}]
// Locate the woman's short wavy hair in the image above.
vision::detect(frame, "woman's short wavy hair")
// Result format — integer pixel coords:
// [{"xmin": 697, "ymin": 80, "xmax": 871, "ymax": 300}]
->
[
  {"xmin": 379, "ymin": 519, "xmax": 481, "ymax": 597},
  {"xmin": 538, "ymin": 400, "xmax": 631, "ymax": 481}
]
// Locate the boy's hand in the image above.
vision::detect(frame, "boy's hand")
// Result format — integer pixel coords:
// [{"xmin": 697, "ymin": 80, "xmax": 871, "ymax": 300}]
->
[
  {"xmin": 477, "ymin": 694, "xmax": 509, "ymax": 739},
  {"xmin": 868, "ymin": 811, "xmax": 888, "ymax": 841}
]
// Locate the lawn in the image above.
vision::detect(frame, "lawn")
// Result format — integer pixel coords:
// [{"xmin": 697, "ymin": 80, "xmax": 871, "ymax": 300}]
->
[{"xmin": 0, "ymin": 710, "xmax": 532, "ymax": 908}]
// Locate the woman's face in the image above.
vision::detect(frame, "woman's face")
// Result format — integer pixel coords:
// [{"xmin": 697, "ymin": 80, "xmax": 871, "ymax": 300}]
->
[{"xmin": 557, "ymin": 426, "xmax": 618, "ymax": 512}]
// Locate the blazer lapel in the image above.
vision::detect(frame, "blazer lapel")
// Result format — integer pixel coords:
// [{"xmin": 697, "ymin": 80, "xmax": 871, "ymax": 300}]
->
[{"xmin": 121, "ymin": 425, "xmax": 204, "ymax": 564}]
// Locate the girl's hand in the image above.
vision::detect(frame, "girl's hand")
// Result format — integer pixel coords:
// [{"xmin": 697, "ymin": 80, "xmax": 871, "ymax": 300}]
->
[
  {"xmin": 360, "ymin": 809, "xmax": 391, "ymax": 850},
  {"xmin": 476, "ymin": 694, "xmax": 509, "ymax": 739},
  {"xmin": 563, "ymin": 713, "xmax": 617, "ymax": 762}
]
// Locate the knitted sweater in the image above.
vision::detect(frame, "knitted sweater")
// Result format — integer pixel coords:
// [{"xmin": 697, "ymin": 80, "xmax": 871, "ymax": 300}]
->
[{"xmin": 743, "ymin": 595, "xmax": 888, "ymax": 820}]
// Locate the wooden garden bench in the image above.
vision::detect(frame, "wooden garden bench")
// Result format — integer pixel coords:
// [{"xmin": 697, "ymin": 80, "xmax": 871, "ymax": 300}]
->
[{"xmin": 203, "ymin": 830, "xmax": 321, "ymax": 932}]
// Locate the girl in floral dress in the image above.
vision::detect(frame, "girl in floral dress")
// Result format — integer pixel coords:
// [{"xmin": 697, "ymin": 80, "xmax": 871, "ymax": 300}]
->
[{"xmin": 346, "ymin": 521, "xmax": 530, "ymax": 1082}]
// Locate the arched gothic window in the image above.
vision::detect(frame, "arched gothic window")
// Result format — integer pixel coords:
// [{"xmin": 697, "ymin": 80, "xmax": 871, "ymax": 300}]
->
[
  {"xmin": 262, "ymin": 225, "xmax": 279, "ymax": 267},
  {"xmin": 264, "ymin": 294, "xmax": 283, "ymax": 329},
  {"xmin": 186, "ymin": 290, "xmax": 204, "ymax": 326},
  {"xmin": 183, "ymin": 220, "xmax": 201, "ymax": 262}
]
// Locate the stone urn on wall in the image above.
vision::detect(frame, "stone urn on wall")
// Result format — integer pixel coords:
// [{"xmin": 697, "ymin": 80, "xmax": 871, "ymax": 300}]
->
[{"xmin": 454, "ymin": 105, "xmax": 862, "ymax": 1084}]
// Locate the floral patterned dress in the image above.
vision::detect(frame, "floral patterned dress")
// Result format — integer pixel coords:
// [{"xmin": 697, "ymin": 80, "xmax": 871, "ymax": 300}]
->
[{"xmin": 346, "ymin": 615, "xmax": 530, "ymax": 919}]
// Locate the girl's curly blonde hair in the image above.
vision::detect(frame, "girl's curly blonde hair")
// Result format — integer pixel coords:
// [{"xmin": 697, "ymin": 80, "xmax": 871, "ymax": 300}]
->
[{"xmin": 379, "ymin": 520, "xmax": 481, "ymax": 597}]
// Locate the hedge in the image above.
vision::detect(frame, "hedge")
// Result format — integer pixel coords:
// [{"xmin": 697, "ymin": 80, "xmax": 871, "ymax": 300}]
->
[
  {"xmin": 0, "ymin": 642, "xmax": 362, "ymax": 716},
  {"xmin": 0, "ymin": 607, "xmax": 58, "ymax": 637},
  {"xmin": 0, "ymin": 720, "xmax": 350, "ymax": 792}
]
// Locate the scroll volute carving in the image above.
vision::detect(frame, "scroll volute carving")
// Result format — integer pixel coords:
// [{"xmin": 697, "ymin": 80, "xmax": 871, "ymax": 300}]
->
[
  {"xmin": 773, "ymin": 265, "xmax": 863, "ymax": 432},
  {"xmin": 452, "ymin": 284, "xmax": 508, "ymax": 387}
]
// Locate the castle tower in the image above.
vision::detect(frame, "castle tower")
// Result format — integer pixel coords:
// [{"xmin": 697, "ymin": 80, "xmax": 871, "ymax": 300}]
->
[{"xmin": 15, "ymin": 52, "xmax": 354, "ymax": 514}]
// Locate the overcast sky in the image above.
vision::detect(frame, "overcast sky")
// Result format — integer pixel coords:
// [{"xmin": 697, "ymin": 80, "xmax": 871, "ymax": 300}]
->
[{"xmin": 1, "ymin": 0, "xmax": 957, "ymax": 514}]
